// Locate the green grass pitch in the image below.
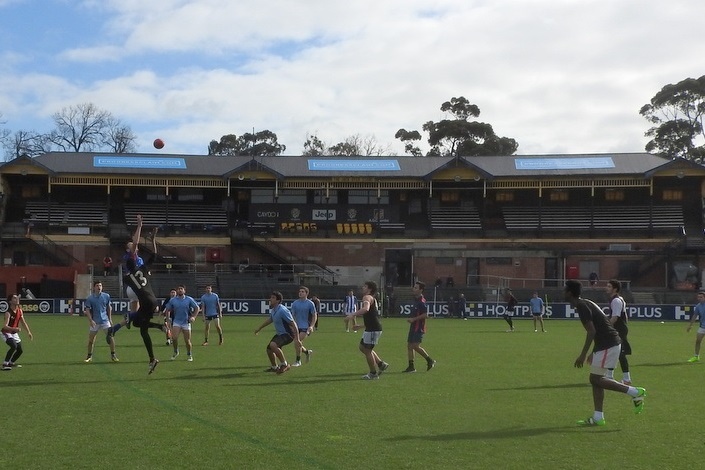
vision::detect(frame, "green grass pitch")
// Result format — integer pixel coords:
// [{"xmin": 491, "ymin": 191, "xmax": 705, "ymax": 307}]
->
[{"xmin": 1, "ymin": 314, "xmax": 700, "ymax": 469}]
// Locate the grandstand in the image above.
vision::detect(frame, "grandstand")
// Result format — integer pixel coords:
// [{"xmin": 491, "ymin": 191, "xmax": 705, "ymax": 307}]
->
[{"xmin": 1, "ymin": 151, "xmax": 705, "ymax": 302}]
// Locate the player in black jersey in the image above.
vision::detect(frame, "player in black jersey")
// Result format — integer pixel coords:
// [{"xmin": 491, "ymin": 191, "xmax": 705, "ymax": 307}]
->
[
  {"xmin": 347, "ymin": 281, "xmax": 389, "ymax": 379},
  {"xmin": 111, "ymin": 215, "xmax": 167, "ymax": 374}
]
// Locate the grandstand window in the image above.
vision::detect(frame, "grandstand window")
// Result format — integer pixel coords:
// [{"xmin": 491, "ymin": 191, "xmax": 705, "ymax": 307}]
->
[
  {"xmin": 21, "ymin": 185, "xmax": 41, "ymax": 198},
  {"xmin": 277, "ymin": 189, "xmax": 307, "ymax": 204},
  {"xmin": 604, "ymin": 189, "xmax": 625, "ymax": 201},
  {"xmin": 549, "ymin": 190, "xmax": 569, "ymax": 201},
  {"xmin": 177, "ymin": 189, "xmax": 204, "ymax": 201},
  {"xmin": 440, "ymin": 191, "xmax": 460, "ymax": 203},
  {"xmin": 349, "ymin": 189, "xmax": 389, "ymax": 204},
  {"xmin": 237, "ymin": 190, "xmax": 249, "ymax": 201},
  {"xmin": 495, "ymin": 191, "xmax": 514, "ymax": 202},
  {"xmin": 314, "ymin": 189, "xmax": 338, "ymax": 204},
  {"xmin": 252, "ymin": 189, "xmax": 306, "ymax": 203},
  {"xmin": 662, "ymin": 189, "xmax": 683, "ymax": 201}
]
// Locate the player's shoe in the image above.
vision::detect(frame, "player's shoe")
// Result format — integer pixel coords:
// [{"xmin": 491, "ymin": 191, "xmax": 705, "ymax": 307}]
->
[
  {"xmin": 632, "ymin": 387, "xmax": 647, "ymax": 414},
  {"xmin": 377, "ymin": 361, "xmax": 389, "ymax": 375},
  {"xmin": 218, "ymin": 336, "xmax": 223, "ymax": 346},
  {"xmin": 84, "ymin": 356, "xmax": 93, "ymax": 363},
  {"xmin": 9, "ymin": 363, "xmax": 21, "ymax": 368},
  {"xmin": 170, "ymin": 351, "xmax": 179, "ymax": 360},
  {"xmin": 622, "ymin": 380, "xmax": 632, "ymax": 386},
  {"xmin": 427, "ymin": 359, "xmax": 436, "ymax": 371},
  {"xmin": 264, "ymin": 366, "xmax": 278, "ymax": 372},
  {"xmin": 1, "ymin": 363, "xmax": 11, "ymax": 371},
  {"xmin": 166, "ymin": 339, "xmax": 172, "ymax": 346},
  {"xmin": 402, "ymin": 366, "xmax": 416, "ymax": 373},
  {"xmin": 148, "ymin": 359, "xmax": 159, "ymax": 375},
  {"xmin": 305, "ymin": 349, "xmax": 313, "ymax": 363},
  {"xmin": 187, "ymin": 355, "xmax": 193, "ymax": 362},
  {"xmin": 276, "ymin": 364, "xmax": 291, "ymax": 374},
  {"xmin": 202, "ymin": 341, "xmax": 209, "ymax": 346},
  {"xmin": 292, "ymin": 361, "xmax": 302, "ymax": 367},
  {"xmin": 362, "ymin": 372, "xmax": 379, "ymax": 380},
  {"xmin": 124, "ymin": 313, "xmax": 131, "ymax": 329},
  {"xmin": 577, "ymin": 417, "xmax": 606, "ymax": 426},
  {"xmin": 687, "ymin": 355, "xmax": 700, "ymax": 363},
  {"xmin": 110, "ymin": 354, "xmax": 119, "ymax": 362}
]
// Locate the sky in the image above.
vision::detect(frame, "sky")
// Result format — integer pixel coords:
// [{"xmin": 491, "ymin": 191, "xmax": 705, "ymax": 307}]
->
[{"xmin": 0, "ymin": 0, "xmax": 704, "ymax": 157}]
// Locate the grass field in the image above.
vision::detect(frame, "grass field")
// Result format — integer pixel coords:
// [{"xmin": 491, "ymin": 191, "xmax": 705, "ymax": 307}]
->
[{"xmin": 1, "ymin": 314, "xmax": 700, "ymax": 469}]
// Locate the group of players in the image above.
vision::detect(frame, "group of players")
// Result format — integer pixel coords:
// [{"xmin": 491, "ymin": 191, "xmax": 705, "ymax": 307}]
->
[
  {"xmin": 83, "ymin": 215, "xmax": 224, "ymax": 374},
  {"xmin": 15, "ymin": 214, "xmax": 705, "ymax": 427}
]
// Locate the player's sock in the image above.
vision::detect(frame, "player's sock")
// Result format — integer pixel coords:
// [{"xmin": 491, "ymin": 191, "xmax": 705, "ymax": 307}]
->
[
  {"xmin": 408, "ymin": 360, "xmax": 414, "ymax": 368},
  {"xmin": 112, "ymin": 324, "xmax": 122, "ymax": 334},
  {"xmin": 605, "ymin": 369, "xmax": 614, "ymax": 379},
  {"xmin": 593, "ymin": 411, "xmax": 604, "ymax": 421},
  {"xmin": 623, "ymin": 372, "xmax": 631, "ymax": 382},
  {"xmin": 626, "ymin": 386, "xmax": 639, "ymax": 397},
  {"xmin": 296, "ymin": 356, "xmax": 301, "ymax": 362}
]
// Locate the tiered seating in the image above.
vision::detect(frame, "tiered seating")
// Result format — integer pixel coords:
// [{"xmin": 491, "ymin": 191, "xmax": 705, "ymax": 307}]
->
[
  {"xmin": 124, "ymin": 203, "xmax": 228, "ymax": 230},
  {"xmin": 503, "ymin": 205, "xmax": 684, "ymax": 232},
  {"xmin": 429, "ymin": 202, "xmax": 482, "ymax": 230},
  {"xmin": 25, "ymin": 201, "xmax": 107, "ymax": 225},
  {"xmin": 592, "ymin": 205, "xmax": 683, "ymax": 229}
]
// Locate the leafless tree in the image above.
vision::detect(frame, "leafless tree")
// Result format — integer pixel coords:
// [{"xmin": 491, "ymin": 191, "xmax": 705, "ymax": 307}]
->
[{"xmin": 47, "ymin": 102, "xmax": 136, "ymax": 153}]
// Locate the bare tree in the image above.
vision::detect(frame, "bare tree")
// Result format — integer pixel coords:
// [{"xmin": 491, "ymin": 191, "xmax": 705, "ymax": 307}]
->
[
  {"xmin": 0, "ymin": 113, "xmax": 10, "ymax": 160},
  {"xmin": 2, "ymin": 130, "xmax": 49, "ymax": 160},
  {"xmin": 307, "ymin": 133, "xmax": 395, "ymax": 156},
  {"xmin": 103, "ymin": 117, "xmax": 137, "ymax": 153},
  {"xmin": 46, "ymin": 102, "xmax": 135, "ymax": 153}
]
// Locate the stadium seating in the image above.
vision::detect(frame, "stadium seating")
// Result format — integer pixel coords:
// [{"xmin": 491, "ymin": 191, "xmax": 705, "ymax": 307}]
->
[
  {"xmin": 502, "ymin": 205, "xmax": 684, "ymax": 232},
  {"xmin": 124, "ymin": 202, "xmax": 228, "ymax": 231},
  {"xmin": 429, "ymin": 200, "xmax": 482, "ymax": 231},
  {"xmin": 25, "ymin": 201, "xmax": 107, "ymax": 226}
]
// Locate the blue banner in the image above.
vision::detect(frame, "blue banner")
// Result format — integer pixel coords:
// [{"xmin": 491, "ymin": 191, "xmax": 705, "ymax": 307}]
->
[
  {"xmin": 308, "ymin": 159, "xmax": 400, "ymax": 171},
  {"xmin": 515, "ymin": 157, "xmax": 614, "ymax": 170},
  {"xmin": 94, "ymin": 156, "xmax": 186, "ymax": 169}
]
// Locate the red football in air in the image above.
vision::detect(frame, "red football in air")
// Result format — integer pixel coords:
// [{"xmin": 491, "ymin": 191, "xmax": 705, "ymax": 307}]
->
[{"xmin": 153, "ymin": 138, "xmax": 165, "ymax": 149}]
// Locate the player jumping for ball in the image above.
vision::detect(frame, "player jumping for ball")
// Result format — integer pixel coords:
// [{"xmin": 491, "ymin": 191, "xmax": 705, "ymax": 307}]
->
[{"xmin": 108, "ymin": 215, "xmax": 167, "ymax": 374}]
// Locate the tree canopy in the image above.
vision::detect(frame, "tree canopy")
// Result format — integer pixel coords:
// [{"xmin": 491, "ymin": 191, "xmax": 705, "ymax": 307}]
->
[
  {"xmin": 208, "ymin": 130, "xmax": 285, "ymax": 156},
  {"xmin": 396, "ymin": 96, "xmax": 518, "ymax": 157},
  {"xmin": 302, "ymin": 133, "xmax": 394, "ymax": 157},
  {"xmin": 640, "ymin": 75, "xmax": 705, "ymax": 162}
]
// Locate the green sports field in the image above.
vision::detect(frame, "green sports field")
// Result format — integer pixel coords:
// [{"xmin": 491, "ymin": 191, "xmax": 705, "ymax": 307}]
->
[{"xmin": 1, "ymin": 314, "xmax": 699, "ymax": 469}]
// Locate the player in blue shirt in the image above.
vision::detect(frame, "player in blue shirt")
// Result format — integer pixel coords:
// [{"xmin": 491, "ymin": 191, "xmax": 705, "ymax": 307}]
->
[
  {"xmin": 199, "ymin": 285, "xmax": 223, "ymax": 346},
  {"xmin": 164, "ymin": 285, "xmax": 200, "ymax": 362},
  {"xmin": 254, "ymin": 291, "xmax": 301, "ymax": 374},
  {"xmin": 686, "ymin": 291, "xmax": 705, "ymax": 362},
  {"xmin": 529, "ymin": 292, "xmax": 546, "ymax": 333},
  {"xmin": 289, "ymin": 286, "xmax": 317, "ymax": 366},
  {"xmin": 84, "ymin": 281, "xmax": 117, "ymax": 363}
]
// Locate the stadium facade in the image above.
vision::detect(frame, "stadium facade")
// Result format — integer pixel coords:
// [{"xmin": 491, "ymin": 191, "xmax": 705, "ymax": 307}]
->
[{"xmin": 1, "ymin": 151, "xmax": 704, "ymax": 306}]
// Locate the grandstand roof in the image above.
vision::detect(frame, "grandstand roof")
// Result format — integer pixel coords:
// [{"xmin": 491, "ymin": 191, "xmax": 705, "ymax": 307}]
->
[{"xmin": 0, "ymin": 151, "xmax": 691, "ymax": 180}]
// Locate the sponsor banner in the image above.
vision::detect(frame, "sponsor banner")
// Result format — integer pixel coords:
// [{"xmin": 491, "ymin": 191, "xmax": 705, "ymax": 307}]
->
[{"xmin": 0, "ymin": 299, "xmax": 691, "ymax": 321}]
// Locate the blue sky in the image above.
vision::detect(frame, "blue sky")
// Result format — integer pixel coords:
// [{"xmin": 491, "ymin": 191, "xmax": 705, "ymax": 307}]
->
[{"xmin": 1, "ymin": 0, "xmax": 704, "ymax": 157}]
